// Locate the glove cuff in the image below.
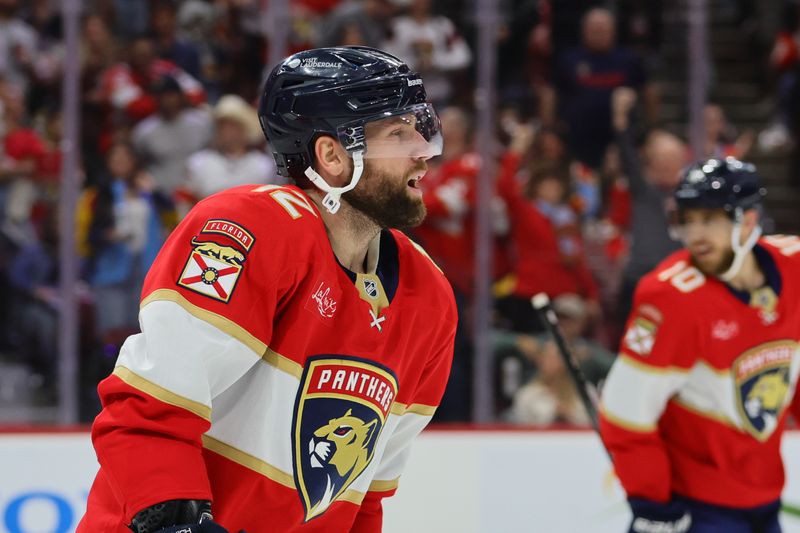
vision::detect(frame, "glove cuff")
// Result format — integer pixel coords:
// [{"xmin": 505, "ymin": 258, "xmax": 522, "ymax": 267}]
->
[
  {"xmin": 129, "ymin": 500, "xmax": 212, "ymax": 533},
  {"xmin": 628, "ymin": 498, "xmax": 691, "ymax": 533}
]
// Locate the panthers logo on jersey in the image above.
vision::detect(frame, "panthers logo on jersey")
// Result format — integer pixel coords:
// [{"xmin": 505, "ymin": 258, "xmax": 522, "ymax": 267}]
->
[
  {"xmin": 734, "ymin": 340, "xmax": 799, "ymax": 441},
  {"xmin": 292, "ymin": 356, "xmax": 398, "ymax": 522}
]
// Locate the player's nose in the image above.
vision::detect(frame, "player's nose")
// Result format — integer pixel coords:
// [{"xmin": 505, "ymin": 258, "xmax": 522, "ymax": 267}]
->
[{"xmin": 409, "ymin": 130, "xmax": 439, "ymax": 161}]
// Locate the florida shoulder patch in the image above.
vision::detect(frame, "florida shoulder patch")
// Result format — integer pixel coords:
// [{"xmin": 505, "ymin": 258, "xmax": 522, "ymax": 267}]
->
[
  {"xmin": 292, "ymin": 356, "xmax": 398, "ymax": 522},
  {"xmin": 623, "ymin": 304, "xmax": 663, "ymax": 357},
  {"xmin": 177, "ymin": 220, "xmax": 253, "ymax": 302}
]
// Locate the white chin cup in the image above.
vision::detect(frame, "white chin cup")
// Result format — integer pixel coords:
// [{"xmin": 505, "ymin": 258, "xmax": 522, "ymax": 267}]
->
[
  {"xmin": 304, "ymin": 150, "xmax": 365, "ymax": 214},
  {"xmin": 719, "ymin": 208, "xmax": 761, "ymax": 282}
]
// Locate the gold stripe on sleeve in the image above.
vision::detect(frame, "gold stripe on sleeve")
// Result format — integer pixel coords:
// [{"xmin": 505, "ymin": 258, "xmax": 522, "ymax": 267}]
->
[
  {"xmin": 599, "ymin": 404, "xmax": 657, "ymax": 433},
  {"xmin": 142, "ymin": 289, "xmax": 305, "ymax": 379},
  {"xmin": 390, "ymin": 402, "xmax": 437, "ymax": 417},
  {"xmin": 339, "ymin": 490, "xmax": 367, "ymax": 505},
  {"xmin": 368, "ymin": 478, "xmax": 400, "ymax": 492},
  {"xmin": 141, "ymin": 289, "xmax": 267, "ymax": 356},
  {"xmin": 202, "ymin": 434, "xmax": 296, "ymax": 488},
  {"xmin": 671, "ymin": 398, "xmax": 741, "ymax": 431},
  {"xmin": 618, "ymin": 354, "xmax": 691, "ymax": 375},
  {"xmin": 262, "ymin": 348, "xmax": 304, "ymax": 379},
  {"xmin": 338, "ymin": 478, "xmax": 399, "ymax": 505},
  {"xmin": 113, "ymin": 366, "xmax": 212, "ymax": 421},
  {"xmin": 203, "ymin": 435, "xmax": 384, "ymax": 507}
]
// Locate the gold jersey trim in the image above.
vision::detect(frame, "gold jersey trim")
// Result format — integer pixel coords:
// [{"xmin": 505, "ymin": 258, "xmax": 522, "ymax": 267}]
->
[
  {"xmin": 263, "ymin": 348, "xmax": 304, "ymax": 379},
  {"xmin": 599, "ymin": 404, "xmax": 657, "ymax": 433},
  {"xmin": 671, "ymin": 397, "xmax": 741, "ymax": 431},
  {"xmin": 617, "ymin": 353, "xmax": 692, "ymax": 375},
  {"xmin": 390, "ymin": 402, "xmax": 437, "ymax": 417},
  {"xmin": 368, "ymin": 478, "xmax": 400, "ymax": 492},
  {"xmin": 202, "ymin": 434, "xmax": 381, "ymax": 504},
  {"xmin": 113, "ymin": 366, "xmax": 212, "ymax": 421},
  {"xmin": 619, "ymin": 353, "xmax": 732, "ymax": 379},
  {"xmin": 202, "ymin": 434, "xmax": 295, "ymax": 488},
  {"xmin": 142, "ymin": 289, "xmax": 267, "ymax": 355}
]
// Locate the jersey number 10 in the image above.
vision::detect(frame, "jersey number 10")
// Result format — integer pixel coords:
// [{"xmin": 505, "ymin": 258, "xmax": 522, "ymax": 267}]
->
[{"xmin": 657, "ymin": 260, "xmax": 706, "ymax": 293}]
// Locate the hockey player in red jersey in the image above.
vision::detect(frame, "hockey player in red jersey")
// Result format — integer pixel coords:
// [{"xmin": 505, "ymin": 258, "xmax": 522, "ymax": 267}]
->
[
  {"xmin": 78, "ymin": 47, "xmax": 456, "ymax": 533},
  {"xmin": 600, "ymin": 157, "xmax": 800, "ymax": 532}
]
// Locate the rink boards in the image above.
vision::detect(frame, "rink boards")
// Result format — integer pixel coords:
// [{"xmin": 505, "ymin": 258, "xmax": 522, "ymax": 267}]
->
[{"xmin": 2, "ymin": 428, "xmax": 800, "ymax": 533}]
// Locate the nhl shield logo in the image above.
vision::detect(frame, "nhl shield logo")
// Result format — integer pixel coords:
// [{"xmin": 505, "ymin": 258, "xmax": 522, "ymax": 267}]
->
[
  {"xmin": 292, "ymin": 356, "xmax": 398, "ymax": 522},
  {"xmin": 733, "ymin": 341, "xmax": 799, "ymax": 441},
  {"xmin": 363, "ymin": 278, "xmax": 379, "ymax": 299}
]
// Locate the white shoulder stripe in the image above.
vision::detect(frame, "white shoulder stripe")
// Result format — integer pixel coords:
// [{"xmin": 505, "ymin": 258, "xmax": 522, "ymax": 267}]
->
[
  {"xmin": 601, "ymin": 356, "xmax": 689, "ymax": 430},
  {"xmin": 115, "ymin": 299, "xmax": 262, "ymax": 411},
  {"xmin": 675, "ymin": 362, "xmax": 741, "ymax": 430},
  {"xmin": 369, "ymin": 412, "xmax": 432, "ymax": 484}
]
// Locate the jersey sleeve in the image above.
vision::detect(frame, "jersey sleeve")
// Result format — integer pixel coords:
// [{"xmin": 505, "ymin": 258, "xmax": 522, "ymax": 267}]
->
[
  {"xmin": 91, "ymin": 190, "xmax": 297, "ymax": 522},
  {"xmin": 599, "ymin": 273, "xmax": 701, "ymax": 503}
]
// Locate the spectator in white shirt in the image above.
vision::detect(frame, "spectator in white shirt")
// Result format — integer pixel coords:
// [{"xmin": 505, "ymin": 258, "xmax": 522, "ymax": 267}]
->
[
  {"xmin": 131, "ymin": 75, "xmax": 212, "ymax": 195},
  {"xmin": 183, "ymin": 94, "xmax": 279, "ymax": 207},
  {"xmin": 0, "ymin": 0, "xmax": 37, "ymax": 94},
  {"xmin": 382, "ymin": 0, "xmax": 471, "ymax": 104}
]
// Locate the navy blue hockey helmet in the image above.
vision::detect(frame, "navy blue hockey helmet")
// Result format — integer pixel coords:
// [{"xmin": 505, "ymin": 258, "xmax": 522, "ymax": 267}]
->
[
  {"xmin": 258, "ymin": 46, "xmax": 441, "ymax": 184},
  {"xmin": 674, "ymin": 157, "xmax": 766, "ymax": 214}
]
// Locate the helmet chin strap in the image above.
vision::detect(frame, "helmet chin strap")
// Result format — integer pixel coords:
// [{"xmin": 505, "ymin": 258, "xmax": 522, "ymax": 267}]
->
[
  {"xmin": 304, "ymin": 151, "xmax": 364, "ymax": 214},
  {"xmin": 719, "ymin": 208, "xmax": 762, "ymax": 282}
]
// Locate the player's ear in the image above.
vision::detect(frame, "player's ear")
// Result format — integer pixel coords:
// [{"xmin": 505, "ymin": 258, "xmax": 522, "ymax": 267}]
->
[
  {"xmin": 737, "ymin": 208, "xmax": 760, "ymax": 244},
  {"xmin": 313, "ymin": 135, "xmax": 350, "ymax": 186},
  {"xmin": 742, "ymin": 208, "xmax": 759, "ymax": 232}
]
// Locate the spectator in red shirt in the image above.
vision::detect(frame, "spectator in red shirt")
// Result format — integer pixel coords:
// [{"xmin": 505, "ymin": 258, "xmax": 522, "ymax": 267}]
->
[
  {"xmin": 414, "ymin": 106, "xmax": 480, "ymax": 297},
  {"xmin": 496, "ymin": 126, "xmax": 600, "ymax": 334},
  {"xmin": 99, "ymin": 34, "xmax": 205, "ymax": 125}
]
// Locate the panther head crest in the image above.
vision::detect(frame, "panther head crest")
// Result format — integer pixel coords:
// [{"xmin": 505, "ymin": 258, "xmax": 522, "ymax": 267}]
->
[{"xmin": 309, "ymin": 409, "xmax": 377, "ymax": 478}]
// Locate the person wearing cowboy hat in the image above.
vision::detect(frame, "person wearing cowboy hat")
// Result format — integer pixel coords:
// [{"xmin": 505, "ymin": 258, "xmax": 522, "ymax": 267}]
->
[{"xmin": 183, "ymin": 94, "xmax": 280, "ymax": 205}]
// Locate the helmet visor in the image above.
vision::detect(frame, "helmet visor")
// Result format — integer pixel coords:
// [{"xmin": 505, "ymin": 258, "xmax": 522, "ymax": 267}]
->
[
  {"xmin": 668, "ymin": 206, "xmax": 734, "ymax": 243},
  {"xmin": 337, "ymin": 103, "xmax": 443, "ymax": 159}
]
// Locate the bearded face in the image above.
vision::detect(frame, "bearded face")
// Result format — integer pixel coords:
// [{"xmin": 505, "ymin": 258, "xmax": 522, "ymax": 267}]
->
[
  {"xmin": 679, "ymin": 208, "xmax": 738, "ymax": 276},
  {"xmin": 343, "ymin": 158, "xmax": 427, "ymax": 229},
  {"xmin": 693, "ymin": 248, "xmax": 736, "ymax": 277}
]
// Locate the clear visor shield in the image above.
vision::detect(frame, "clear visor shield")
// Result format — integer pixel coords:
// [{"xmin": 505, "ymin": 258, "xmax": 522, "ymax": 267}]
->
[
  {"xmin": 668, "ymin": 209, "xmax": 733, "ymax": 243},
  {"xmin": 337, "ymin": 103, "xmax": 443, "ymax": 160}
]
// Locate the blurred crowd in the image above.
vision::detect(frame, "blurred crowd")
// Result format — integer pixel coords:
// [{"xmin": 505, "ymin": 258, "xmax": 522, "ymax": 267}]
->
[{"xmin": 0, "ymin": 0, "xmax": 794, "ymax": 422}]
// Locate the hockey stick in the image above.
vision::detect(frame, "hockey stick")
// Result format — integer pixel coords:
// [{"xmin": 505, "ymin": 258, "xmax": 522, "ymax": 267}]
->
[
  {"xmin": 530, "ymin": 293, "xmax": 602, "ymax": 434},
  {"xmin": 531, "ymin": 295, "xmax": 703, "ymax": 530}
]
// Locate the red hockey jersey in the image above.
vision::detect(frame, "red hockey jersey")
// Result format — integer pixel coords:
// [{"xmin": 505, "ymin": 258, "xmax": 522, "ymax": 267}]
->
[
  {"xmin": 600, "ymin": 236, "xmax": 800, "ymax": 508},
  {"xmin": 78, "ymin": 184, "xmax": 457, "ymax": 532}
]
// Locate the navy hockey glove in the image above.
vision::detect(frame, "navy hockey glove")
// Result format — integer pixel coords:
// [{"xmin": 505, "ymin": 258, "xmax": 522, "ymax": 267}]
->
[
  {"xmin": 155, "ymin": 521, "xmax": 236, "ymax": 533},
  {"xmin": 628, "ymin": 498, "xmax": 691, "ymax": 533},
  {"xmin": 129, "ymin": 500, "xmax": 244, "ymax": 533}
]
